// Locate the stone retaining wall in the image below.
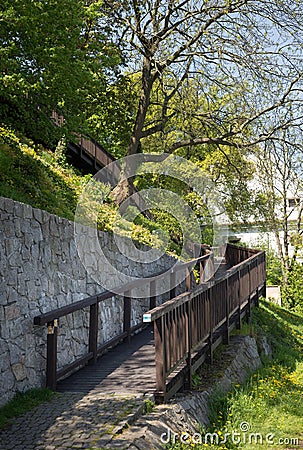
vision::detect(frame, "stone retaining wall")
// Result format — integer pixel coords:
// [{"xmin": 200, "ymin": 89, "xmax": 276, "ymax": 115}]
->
[{"xmin": 0, "ymin": 197, "xmax": 186, "ymax": 407}]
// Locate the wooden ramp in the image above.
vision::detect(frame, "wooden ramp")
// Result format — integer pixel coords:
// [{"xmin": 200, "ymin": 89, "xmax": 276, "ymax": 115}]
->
[
  {"xmin": 34, "ymin": 245, "xmax": 266, "ymax": 402},
  {"xmin": 57, "ymin": 326, "xmax": 156, "ymax": 395},
  {"xmin": 56, "ymin": 262, "xmax": 230, "ymax": 397},
  {"xmin": 54, "ymin": 261, "xmax": 233, "ymax": 397}
]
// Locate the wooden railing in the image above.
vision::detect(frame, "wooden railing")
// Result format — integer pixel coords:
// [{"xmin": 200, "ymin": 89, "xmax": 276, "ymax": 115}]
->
[
  {"xmin": 51, "ymin": 111, "xmax": 117, "ymax": 173},
  {"xmin": 143, "ymin": 244, "xmax": 266, "ymax": 402},
  {"xmin": 34, "ymin": 252, "xmax": 214, "ymax": 390}
]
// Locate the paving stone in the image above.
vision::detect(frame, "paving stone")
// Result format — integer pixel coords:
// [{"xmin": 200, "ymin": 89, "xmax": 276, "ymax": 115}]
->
[{"xmin": 0, "ymin": 392, "xmax": 147, "ymax": 450}]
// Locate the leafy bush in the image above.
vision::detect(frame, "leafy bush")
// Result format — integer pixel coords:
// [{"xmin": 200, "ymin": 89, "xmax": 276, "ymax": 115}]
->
[{"xmin": 282, "ymin": 262, "xmax": 303, "ymax": 313}]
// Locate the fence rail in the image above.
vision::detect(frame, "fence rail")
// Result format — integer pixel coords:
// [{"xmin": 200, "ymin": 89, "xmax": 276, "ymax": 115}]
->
[
  {"xmin": 143, "ymin": 244, "xmax": 266, "ymax": 402},
  {"xmin": 34, "ymin": 252, "xmax": 214, "ymax": 390}
]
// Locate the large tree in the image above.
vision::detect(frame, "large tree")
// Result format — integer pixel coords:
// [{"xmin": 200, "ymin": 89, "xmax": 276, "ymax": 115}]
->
[
  {"xmin": 0, "ymin": 0, "xmax": 121, "ymax": 146},
  {"xmin": 101, "ymin": 0, "xmax": 303, "ymax": 200}
]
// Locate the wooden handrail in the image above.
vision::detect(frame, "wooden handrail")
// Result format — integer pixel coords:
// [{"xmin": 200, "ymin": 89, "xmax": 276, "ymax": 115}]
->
[
  {"xmin": 34, "ymin": 250, "xmax": 215, "ymax": 389},
  {"xmin": 33, "ymin": 244, "xmax": 266, "ymax": 394},
  {"xmin": 143, "ymin": 246, "xmax": 266, "ymax": 402},
  {"xmin": 34, "ymin": 252, "xmax": 213, "ymax": 325}
]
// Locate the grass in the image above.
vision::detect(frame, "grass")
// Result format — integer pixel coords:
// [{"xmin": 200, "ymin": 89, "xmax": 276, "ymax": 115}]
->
[
  {"xmin": 167, "ymin": 300, "xmax": 303, "ymax": 449},
  {"xmin": 0, "ymin": 125, "xmax": 87, "ymax": 221},
  {"xmin": 0, "ymin": 388, "xmax": 56, "ymax": 431}
]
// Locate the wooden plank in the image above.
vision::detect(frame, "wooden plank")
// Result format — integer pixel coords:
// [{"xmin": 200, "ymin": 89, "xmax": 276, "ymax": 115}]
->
[
  {"xmin": 34, "ymin": 291, "xmax": 114, "ymax": 325},
  {"xmin": 186, "ymin": 300, "xmax": 192, "ymax": 390},
  {"xmin": 154, "ymin": 316, "xmax": 165, "ymax": 395},
  {"xmin": 57, "ymin": 352, "xmax": 94, "ymax": 381},
  {"xmin": 150, "ymin": 279, "xmax": 156, "ymax": 310}
]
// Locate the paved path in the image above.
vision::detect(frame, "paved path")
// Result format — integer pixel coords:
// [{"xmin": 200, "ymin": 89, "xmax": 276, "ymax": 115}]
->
[
  {"xmin": 0, "ymin": 391, "xmax": 149, "ymax": 450},
  {"xmin": 0, "ymin": 327, "xmax": 156, "ymax": 450}
]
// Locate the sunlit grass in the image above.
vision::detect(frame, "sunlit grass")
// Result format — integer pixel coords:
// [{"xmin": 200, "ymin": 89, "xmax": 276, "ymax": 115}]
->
[{"xmin": 167, "ymin": 300, "xmax": 303, "ymax": 449}]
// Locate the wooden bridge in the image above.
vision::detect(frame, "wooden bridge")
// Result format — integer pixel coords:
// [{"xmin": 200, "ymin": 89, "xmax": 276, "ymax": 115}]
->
[{"xmin": 34, "ymin": 244, "xmax": 266, "ymax": 403}]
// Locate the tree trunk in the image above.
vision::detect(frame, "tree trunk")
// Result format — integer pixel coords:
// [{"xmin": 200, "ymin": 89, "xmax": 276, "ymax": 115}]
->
[{"xmin": 113, "ymin": 56, "xmax": 154, "ymax": 205}]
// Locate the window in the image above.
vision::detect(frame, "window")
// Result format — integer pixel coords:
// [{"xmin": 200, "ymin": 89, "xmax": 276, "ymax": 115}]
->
[{"xmin": 288, "ymin": 198, "xmax": 300, "ymax": 208}]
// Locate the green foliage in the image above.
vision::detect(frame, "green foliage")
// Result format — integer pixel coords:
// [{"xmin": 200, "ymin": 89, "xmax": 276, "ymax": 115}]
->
[
  {"xmin": 0, "ymin": 126, "xmax": 180, "ymax": 253},
  {"xmin": 265, "ymin": 250, "xmax": 283, "ymax": 286},
  {"xmin": 144, "ymin": 398, "xmax": 155, "ymax": 414},
  {"xmin": 134, "ymin": 169, "xmax": 214, "ymax": 253},
  {"xmin": 85, "ymin": 76, "xmax": 136, "ymax": 159},
  {"xmin": 192, "ymin": 372, "xmax": 203, "ymax": 389},
  {"xmin": 0, "ymin": 126, "xmax": 81, "ymax": 220},
  {"xmin": 0, "ymin": 388, "xmax": 56, "ymax": 430},
  {"xmin": 282, "ymin": 262, "xmax": 303, "ymax": 313},
  {"xmin": 0, "ymin": 0, "xmax": 124, "ymax": 147}
]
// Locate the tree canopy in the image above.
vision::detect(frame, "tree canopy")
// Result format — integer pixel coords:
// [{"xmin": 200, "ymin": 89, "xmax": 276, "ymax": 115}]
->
[
  {"xmin": 102, "ymin": 0, "xmax": 303, "ymax": 158},
  {"xmin": 0, "ymin": 0, "xmax": 125, "ymax": 146}
]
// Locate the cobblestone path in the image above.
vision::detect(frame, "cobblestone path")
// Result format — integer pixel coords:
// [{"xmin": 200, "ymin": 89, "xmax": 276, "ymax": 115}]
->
[{"xmin": 0, "ymin": 392, "xmax": 147, "ymax": 450}]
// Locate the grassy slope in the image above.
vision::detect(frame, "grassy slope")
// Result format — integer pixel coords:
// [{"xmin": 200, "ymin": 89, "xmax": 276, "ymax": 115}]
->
[
  {"xmin": 169, "ymin": 300, "xmax": 303, "ymax": 449},
  {"xmin": 0, "ymin": 125, "xmax": 165, "ymax": 249}
]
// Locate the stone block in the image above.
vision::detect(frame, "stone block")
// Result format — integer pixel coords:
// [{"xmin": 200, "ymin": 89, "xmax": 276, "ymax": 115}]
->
[
  {"xmin": 6, "ymin": 268, "xmax": 18, "ymax": 286},
  {"xmin": 49, "ymin": 218, "xmax": 60, "ymax": 237},
  {"xmin": 21, "ymin": 245, "xmax": 31, "ymax": 261},
  {"xmin": 5, "ymin": 238, "xmax": 20, "ymax": 258},
  {"xmin": 33, "ymin": 207, "xmax": 43, "ymax": 223},
  {"xmin": 8, "ymin": 287, "xmax": 18, "ymax": 303},
  {"xmin": 14, "ymin": 201, "xmax": 25, "ymax": 218},
  {"xmin": 0, "ymin": 370, "xmax": 14, "ymax": 392},
  {"xmin": 12, "ymin": 363, "xmax": 27, "ymax": 381},
  {"xmin": 24, "ymin": 231, "xmax": 33, "ymax": 249},
  {"xmin": 32, "ymin": 226, "xmax": 43, "ymax": 244},
  {"xmin": 4, "ymin": 197, "xmax": 15, "ymax": 214},
  {"xmin": 8, "ymin": 320, "xmax": 23, "ymax": 340},
  {"xmin": 0, "ymin": 305, "xmax": 4, "ymax": 322},
  {"xmin": 23, "ymin": 203, "xmax": 33, "ymax": 219},
  {"xmin": 13, "ymin": 219, "xmax": 23, "ymax": 237}
]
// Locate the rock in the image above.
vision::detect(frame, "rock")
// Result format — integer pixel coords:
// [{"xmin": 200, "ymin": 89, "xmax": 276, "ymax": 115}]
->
[{"xmin": 12, "ymin": 363, "xmax": 27, "ymax": 381}]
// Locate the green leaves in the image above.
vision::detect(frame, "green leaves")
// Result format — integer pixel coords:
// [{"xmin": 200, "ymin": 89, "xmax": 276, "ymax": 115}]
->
[{"xmin": 0, "ymin": 0, "xmax": 123, "ymax": 146}]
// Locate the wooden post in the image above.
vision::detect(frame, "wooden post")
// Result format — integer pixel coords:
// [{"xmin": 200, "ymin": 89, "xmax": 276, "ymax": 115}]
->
[
  {"xmin": 170, "ymin": 271, "xmax": 176, "ymax": 299},
  {"xmin": 154, "ymin": 316, "xmax": 166, "ymax": 403},
  {"xmin": 150, "ymin": 279, "xmax": 156, "ymax": 310},
  {"xmin": 46, "ymin": 320, "xmax": 58, "ymax": 390},
  {"xmin": 255, "ymin": 287, "xmax": 260, "ymax": 307},
  {"xmin": 237, "ymin": 272, "xmax": 242, "ymax": 330},
  {"xmin": 223, "ymin": 279, "xmax": 230, "ymax": 345},
  {"xmin": 123, "ymin": 291, "xmax": 131, "ymax": 343},
  {"xmin": 89, "ymin": 301, "xmax": 99, "ymax": 364},
  {"xmin": 246, "ymin": 295, "xmax": 252, "ymax": 325},
  {"xmin": 206, "ymin": 295, "xmax": 213, "ymax": 364},
  {"xmin": 199, "ymin": 260, "xmax": 204, "ymax": 284},
  {"xmin": 186, "ymin": 267, "xmax": 192, "ymax": 291},
  {"xmin": 185, "ymin": 300, "xmax": 192, "ymax": 390}
]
